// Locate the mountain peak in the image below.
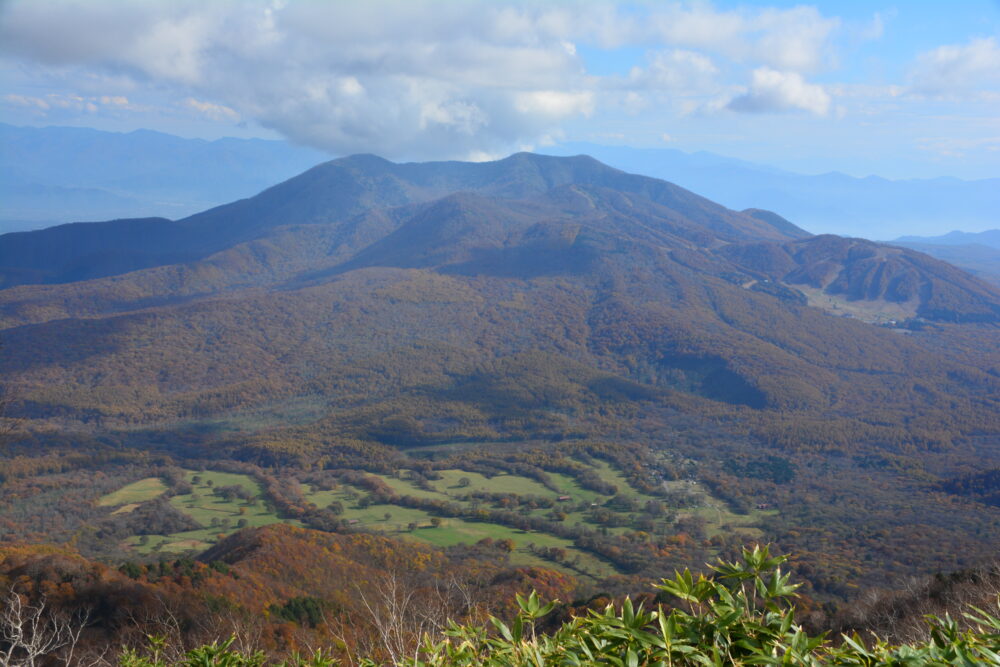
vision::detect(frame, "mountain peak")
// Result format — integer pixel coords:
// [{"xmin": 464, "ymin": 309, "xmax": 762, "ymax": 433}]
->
[
  {"xmin": 333, "ymin": 153, "xmax": 396, "ymax": 169},
  {"xmin": 0, "ymin": 152, "xmax": 961, "ymax": 289}
]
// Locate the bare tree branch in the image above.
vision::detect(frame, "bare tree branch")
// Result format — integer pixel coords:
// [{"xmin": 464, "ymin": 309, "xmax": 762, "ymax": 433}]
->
[{"xmin": 0, "ymin": 587, "xmax": 89, "ymax": 667}]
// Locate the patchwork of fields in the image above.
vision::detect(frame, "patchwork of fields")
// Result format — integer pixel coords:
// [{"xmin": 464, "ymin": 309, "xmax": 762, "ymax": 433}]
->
[{"xmin": 98, "ymin": 461, "xmax": 767, "ymax": 579}]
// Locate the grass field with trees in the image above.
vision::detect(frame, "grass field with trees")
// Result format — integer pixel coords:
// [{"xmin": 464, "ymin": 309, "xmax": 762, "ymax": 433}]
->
[{"xmin": 97, "ymin": 457, "xmax": 763, "ymax": 580}]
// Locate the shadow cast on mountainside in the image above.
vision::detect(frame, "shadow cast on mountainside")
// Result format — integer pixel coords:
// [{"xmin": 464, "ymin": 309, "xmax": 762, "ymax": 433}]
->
[{"xmin": 439, "ymin": 243, "xmax": 601, "ymax": 279}]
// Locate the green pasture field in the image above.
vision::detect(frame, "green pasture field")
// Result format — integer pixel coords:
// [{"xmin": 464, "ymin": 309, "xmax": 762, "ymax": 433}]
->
[
  {"xmin": 126, "ymin": 471, "xmax": 291, "ymax": 554},
  {"xmin": 186, "ymin": 470, "xmax": 264, "ymax": 495},
  {"xmin": 298, "ymin": 481, "xmax": 615, "ymax": 578},
  {"xmin": 299, "ymin": 462, "xmax": 675, "ymax": 579},
  {"xmin": 370, "ymin": 469, "xmax": 555, "ymax": 499},
  {"xmin": 436, "ymin": 469, "xmax": 555, "ymax": 495},
  {"xmin": 109, "ymin": 461, "xmax": 768, "ymax": 576},
  {"xmin": 407, "ymin": 517, "xmax": 615, "ymax": 577},
  {"xmin": 97, "ymin": 477, "xmax": 169, "ymax": 507}
]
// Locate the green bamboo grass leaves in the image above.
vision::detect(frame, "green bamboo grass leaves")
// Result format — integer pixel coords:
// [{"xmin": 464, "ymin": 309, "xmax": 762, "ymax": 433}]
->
[
  {"xmin": 120, "ymin": 546, "xmax": 1000, "ymax": 666},
  {"xmin": 404, "ymin": 546, "xmax": 1000, "ymax": 666}
]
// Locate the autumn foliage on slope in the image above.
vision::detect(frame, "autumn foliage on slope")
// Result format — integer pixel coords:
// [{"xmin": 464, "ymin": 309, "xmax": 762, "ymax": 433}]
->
[
  {"xmin": 5, "ymin": 543, "xmax": 999, "ymax": 665},
  {"xmin": 0, "ymin": 525, "xmax": 575, "ymax": 664}
]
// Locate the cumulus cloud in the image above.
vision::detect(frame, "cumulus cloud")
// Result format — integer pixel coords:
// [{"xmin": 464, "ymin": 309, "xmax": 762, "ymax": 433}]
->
[
  {"xmin": 908, "ymin": 37, "xmax": 1000, "ymax": 98},
  {"xmin": 0, "ymin": 0, "xmax": 846, "ymax": 157},
  {"xmin": 606, "ymin": 48, "xmax": 722, "ymax": 115},
  {"xmin": 727, "ymin": 68, "xmax": 831, "ymax": 115},
  {"xmin": 646, "ymin": 4, "xmax": 839, "ymax": 72},
  {"xmin": 630, "ymin": 49, "xmax": 719, "ymax": 92},
  {"xmin": 0, "ymin": 0, "xmax": 599, "ymax": 157}
]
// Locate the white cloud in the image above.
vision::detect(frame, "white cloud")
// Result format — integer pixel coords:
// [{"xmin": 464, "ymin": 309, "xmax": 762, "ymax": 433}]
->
[
  {"xmin": 858, "ymin": 11, "xmax": 889, "ymax": 42},
  {"xmin": 125, "ymin": 11, "xmax": 214, "ymax": 84},
  {"xmin": 515, "ymin": 91, "xmax": 594, "ymax": 117},
  {"xmin": 909, "ymin": 37, "xmax": 1000, "ymax": 98},
  {"xmin": 3, "ymin": 91, "xmax": 149, "ymax": 114},
  {"xmin": 0, "ymin": 0, "xmax": 604, "ymax": 158},
  {"xmin": 746, "ymin": 7, "xmax": 841, "ymax": 72},
  {"xmin": 631, "ymin": 49, "xmax": 719, "ymax": 92},
  {"xmin": 0, "ymin": 0, "xmax": 847, "ymax": 157},
  {"xmin": 466, "ymin": 149, "xmax": 505, "ymax": 162},
  {"xmin": 99, "ymin": 95, "xmax": 130, "ymax": 108},
  {"xmin": 46, "ymin": 93, "xmax": 98, "ymax": 112},
  {"xmin": 183, "ymin": 97, "xmax": 240, "ymax": 122},
  {"xmin": 727, "ymin": 68, "xmax": 831, "ymax": 116},
  {"xmin": 3, "ymin": 93, "xmax": 50, "ymax": 110},
  {"xmin": 646, "ymin": 4, "xmax": 839, "ymax": 72}
]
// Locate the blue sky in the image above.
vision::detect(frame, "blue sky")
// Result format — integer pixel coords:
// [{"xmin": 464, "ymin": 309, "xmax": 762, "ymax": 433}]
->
[{"xmin": 1, "ymin": 1, "xmax": 998, "ymax": 179}]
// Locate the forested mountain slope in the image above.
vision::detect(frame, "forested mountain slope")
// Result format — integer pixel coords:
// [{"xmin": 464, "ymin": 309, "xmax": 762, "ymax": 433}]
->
[
  {"xmin": 0, "ymin": 153, "xmax": 796, "ymax": 288},
  {"xmin": 1, "ymin": 153, "xmax": 999, "ymax": 602},
  {"xmin": 2, "ymin": 535, "xmax": 997, "ymax": 665},
  {"xmin": 1, "ymin": 153, "xmax": 996, "ymax": 436},
  {"xmin": 0, "ymin": 524, "xmax": 575, "ymax": 663}
]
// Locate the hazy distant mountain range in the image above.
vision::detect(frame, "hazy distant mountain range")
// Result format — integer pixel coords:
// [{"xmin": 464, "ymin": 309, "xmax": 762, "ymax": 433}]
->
[
  {"xmin": 3, "ymin": 124, "xmax": 997, "ymax": 242},
  {"xmin": 894, "ymin": 229, "xmax": 1000, "ymax": 249},
  {"xmin": 0, "ymin": 122, "xmax": 329, "ymax": 232},
  {"xmin": 540, "ymin": 143, "xmax": 999, "ymax": 239},
  {"xmin": 889, "ymin": 229, "xmax": 1000, "ymax": 287}
]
